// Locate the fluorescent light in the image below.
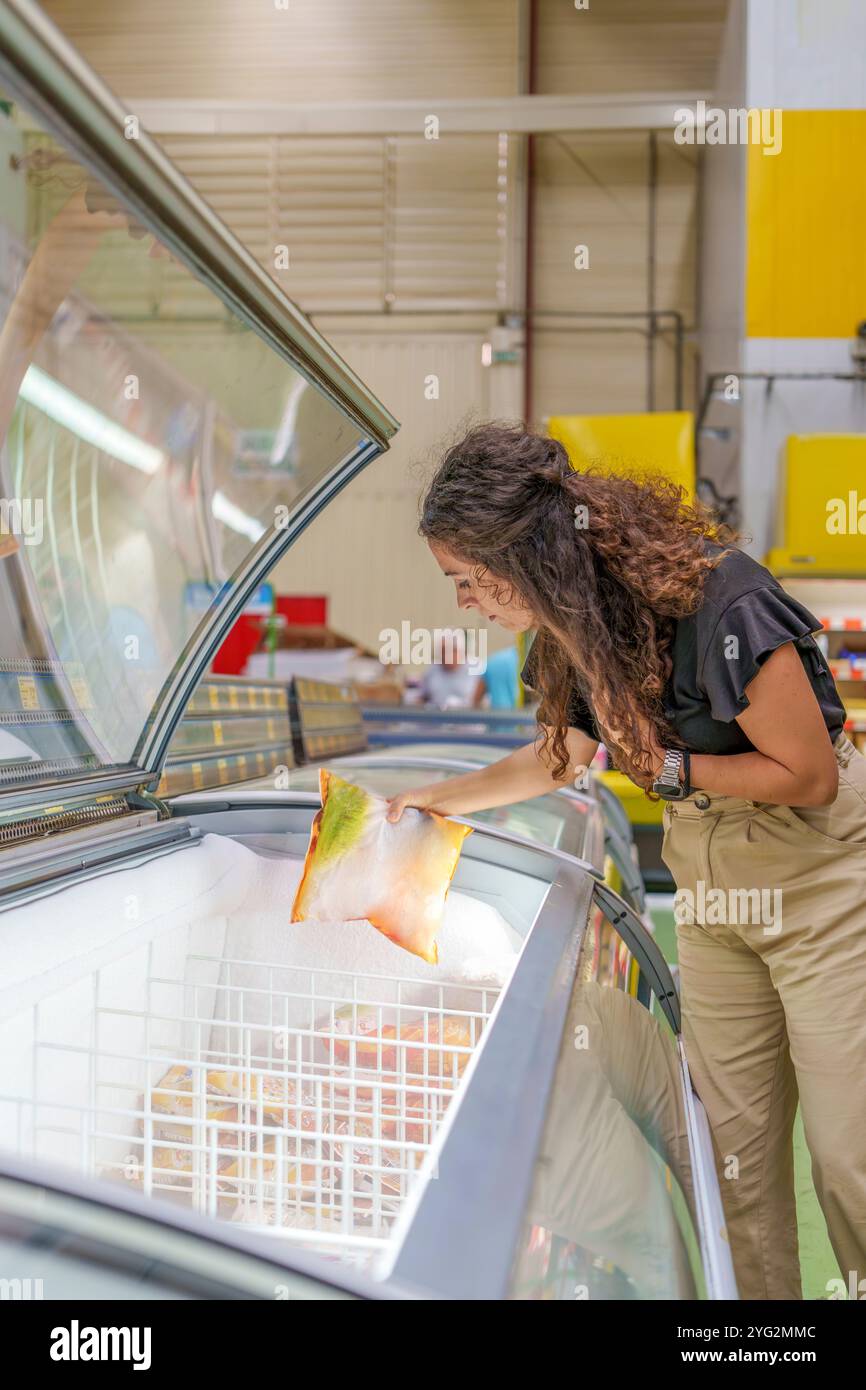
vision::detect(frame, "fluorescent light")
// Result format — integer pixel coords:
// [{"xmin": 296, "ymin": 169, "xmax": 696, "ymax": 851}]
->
[
  {"xmin": 20, "ymin": 366, "xmax": 165, "ymax": 475},
  {"xmin": 212, "ymin": 489, "xmax": 266, "ymax": 542}
]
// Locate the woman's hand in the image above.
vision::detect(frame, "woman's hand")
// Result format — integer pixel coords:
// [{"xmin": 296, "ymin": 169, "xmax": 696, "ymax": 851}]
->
[{"xmin": 386, "ymin": 787, "xmax": 438, "ymax": 822}]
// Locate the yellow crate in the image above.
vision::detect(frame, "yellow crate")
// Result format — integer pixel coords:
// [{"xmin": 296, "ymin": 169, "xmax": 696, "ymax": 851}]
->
[
  {"xmin": 766, "ymin": 435, "xmax": 866, "ymax": 577},
  {"xmin": 548, "ymin": 411, "xmax": 695, "ymax": 499},
  {"xmin": 603, "ymin": 853, "xmax": 623, "ymax": 895},
  {"xmin": 597, "ymin": 770, "xmax": 664, "ymax": 826}
]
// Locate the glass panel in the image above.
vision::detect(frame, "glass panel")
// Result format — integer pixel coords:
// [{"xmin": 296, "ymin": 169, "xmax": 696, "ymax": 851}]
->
[
  {"xmin": 0, "ymin": 108, "xmax": 364, "ymax": 785},
  {"xmin": 378, "ymin": 741, "xmax": 510, "ymax": 763},
  {"xmin": 362, "ymin": 712, "xmax": 536, "ymax": 750},
  {"xmin": 602, "ymin": 836, "xmax": 644, "ymax": 913},
  {"xmin": 508, "ymin": 895, "xmax": 704, "ymax": 1300}
]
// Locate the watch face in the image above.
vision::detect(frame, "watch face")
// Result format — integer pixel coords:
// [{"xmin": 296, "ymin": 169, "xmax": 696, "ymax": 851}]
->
[{"xmin": 653, "ymin": 779, "xmax": 684, "ymax": 801}]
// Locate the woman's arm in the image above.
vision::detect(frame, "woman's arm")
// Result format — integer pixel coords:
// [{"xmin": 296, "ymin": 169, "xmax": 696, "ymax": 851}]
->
[
  {"xmin": 648, "ymin": 643, "xmax": 839, "ymax": 807},
  {"xmin": 386, "ymin": 728, "xmax": 598, "ymax": 820}
]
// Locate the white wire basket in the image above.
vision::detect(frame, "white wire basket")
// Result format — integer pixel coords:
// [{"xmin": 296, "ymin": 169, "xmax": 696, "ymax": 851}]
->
[{"xmin": 0, "ymin": 945, "xmax": 499, "ymax": 1269}]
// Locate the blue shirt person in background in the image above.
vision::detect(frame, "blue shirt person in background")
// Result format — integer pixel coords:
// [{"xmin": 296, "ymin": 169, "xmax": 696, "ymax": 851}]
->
[{"xmin": 473, "ymin": 644, "xmax": 520, "ymax": 709}]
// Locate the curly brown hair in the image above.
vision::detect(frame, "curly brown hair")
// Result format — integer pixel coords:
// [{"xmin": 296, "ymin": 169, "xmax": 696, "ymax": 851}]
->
[{"xmin": 419, "ymin": 421, "xmax": 738, "ymax": 789}]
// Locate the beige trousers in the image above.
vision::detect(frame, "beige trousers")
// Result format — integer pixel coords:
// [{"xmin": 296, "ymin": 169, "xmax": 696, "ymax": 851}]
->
[{"xmin": 661, "ymin": 733, "xmax": 866, "ymax": 1300}]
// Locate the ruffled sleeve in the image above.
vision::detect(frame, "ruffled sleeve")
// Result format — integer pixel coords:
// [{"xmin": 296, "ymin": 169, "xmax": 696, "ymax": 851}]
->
[{"xmin": 697, "ymin": 586, "xmax": 822, "ymax": 722}]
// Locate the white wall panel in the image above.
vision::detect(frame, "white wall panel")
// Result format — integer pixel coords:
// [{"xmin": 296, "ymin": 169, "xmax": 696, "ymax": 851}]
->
[
  {"xmin": 530, "ymin": 130, "xmax": 699, "ymax": 423},
  {"xmin": 161, "ymin": 134, "xmax": 389, "ymax": 311},
  {"xmin": 157, "ymin": 132, "xmax": 514, "ymax": 315},
  {"xmin": 697, "ymin": 0, "xmax": 746, "ymax": 511},
  {"xmin": 42, "ymin": 0, "xmax": 522, "ymax": 101},
  {"xmin": 272, "ymin": 332, "xmax": 508, "ymax": 656},
  {"xmin": 536, "ymin": 0, "xmax": 728, "ymax": 95}
]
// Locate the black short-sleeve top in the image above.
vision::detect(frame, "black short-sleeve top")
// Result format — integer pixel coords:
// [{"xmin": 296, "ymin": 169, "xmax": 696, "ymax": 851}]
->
[{"xmin": 520, "ymin": 542, "xmax": 846, "ymax": 756}]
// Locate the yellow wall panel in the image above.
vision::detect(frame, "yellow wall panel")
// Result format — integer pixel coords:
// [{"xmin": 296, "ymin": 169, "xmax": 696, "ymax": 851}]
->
[{"xmin": 747, "ymin": 110, "xmax": 866, "ymax": 338}]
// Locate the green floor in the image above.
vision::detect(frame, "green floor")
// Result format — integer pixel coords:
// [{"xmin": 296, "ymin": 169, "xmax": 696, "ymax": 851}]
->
[{"xmin": 648, "ymin": 900, "xmax": 840, "ymax": 1300}]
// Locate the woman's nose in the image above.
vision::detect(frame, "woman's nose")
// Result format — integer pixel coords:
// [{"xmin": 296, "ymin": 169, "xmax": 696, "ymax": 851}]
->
[{"xmin": 457, "ymin": 593, "xmax": 477, "ymax": 611}]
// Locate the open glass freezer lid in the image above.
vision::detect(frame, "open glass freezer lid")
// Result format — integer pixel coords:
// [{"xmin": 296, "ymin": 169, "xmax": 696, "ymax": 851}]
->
[{"xmin": 0, "ymin": 0, "xmax": 397, "ymax": 814}]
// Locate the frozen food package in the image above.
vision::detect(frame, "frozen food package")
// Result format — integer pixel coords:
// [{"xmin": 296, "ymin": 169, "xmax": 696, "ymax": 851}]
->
[
  {"xmin": 400, "ymin": 1014, "xmax": 477, "ymax": 1079},
  {"xmin": 147, "ymin": 1062, "xmax": 323, "ymax": 1132},
  {"xmin": 291, "ymin": 769, "xmax": 472, "ymax": 964},
  {"xmin": 149, "ymin": 1064, "xmax": 238, "ymax": 1118},
  {"xmin": 141, "ymin": 1132, "xmax": 240, "ymax": 1190},
  {"xmin": 151, "ymin": 1105, "xmax": 240, "ymax": 1146},
  {"xmin": 319, "ymin": 1004, "xmax": 477, "ymax": 1079}
]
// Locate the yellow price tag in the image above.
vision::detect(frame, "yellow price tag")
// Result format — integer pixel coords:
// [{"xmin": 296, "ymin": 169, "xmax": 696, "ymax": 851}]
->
[{"xmin": 17, "ymin": 676, "xmax": 38, "ymax": 710}]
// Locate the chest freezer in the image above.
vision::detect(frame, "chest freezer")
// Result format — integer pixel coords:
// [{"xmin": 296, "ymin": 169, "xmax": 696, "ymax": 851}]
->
[
  {"xmin": 0, "ymin": 0, "xmax": 734, "ymax": 1301},
  {"xmin": 0, "ymin": 788, "xmax": 733, "ymax": 1300},
  {"xmin": 158, "ymin": 676, "xmax": 298, "ymax": 798}
]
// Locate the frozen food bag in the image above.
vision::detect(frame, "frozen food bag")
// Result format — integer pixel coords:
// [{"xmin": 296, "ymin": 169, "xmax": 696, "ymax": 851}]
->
[
  {"xmin": 318, "ymin": 1004, "xmax": 478, "ymax": 1081},
  {"xmin": 291, "ymin": 769, "xmax": 472, "ymax": 963},
  {"xmin": 148, "ymin": 1063, "xmax": 322, "ymax": 1131}
]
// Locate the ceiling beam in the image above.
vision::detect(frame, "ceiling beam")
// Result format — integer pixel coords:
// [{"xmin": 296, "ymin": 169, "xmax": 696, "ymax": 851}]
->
[{"xmin": 113, "ymin": 92, "xmax": 711, "ymax": 137}]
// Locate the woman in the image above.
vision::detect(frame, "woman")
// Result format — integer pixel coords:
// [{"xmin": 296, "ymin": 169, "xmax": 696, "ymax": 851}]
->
[{"xmin": 387, "ymin": 421, "xmax": 866, "ymax": 1301}]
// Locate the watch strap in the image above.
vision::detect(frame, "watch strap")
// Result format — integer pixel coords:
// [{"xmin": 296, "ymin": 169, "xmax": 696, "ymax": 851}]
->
[{"xmin": 657, "ymin": 748, "xmax": 683, "ymax": 788}]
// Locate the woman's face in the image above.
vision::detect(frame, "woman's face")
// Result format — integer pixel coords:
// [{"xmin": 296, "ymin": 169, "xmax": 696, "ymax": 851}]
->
[{"xmin": 428, "ymin": 541, "xmax": 537, "ymax": 633}]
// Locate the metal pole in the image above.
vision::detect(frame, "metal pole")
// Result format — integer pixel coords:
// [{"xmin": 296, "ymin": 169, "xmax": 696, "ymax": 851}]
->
[{"xmin": 647, "ymin": 130, "xmax": 658, "ymax": 412}]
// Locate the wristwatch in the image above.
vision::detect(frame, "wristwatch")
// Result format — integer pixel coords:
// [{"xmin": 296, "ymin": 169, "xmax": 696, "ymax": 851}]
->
[{"xmin": 652, "ymin": 748, "xmax": 691, "ymax": 800}]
